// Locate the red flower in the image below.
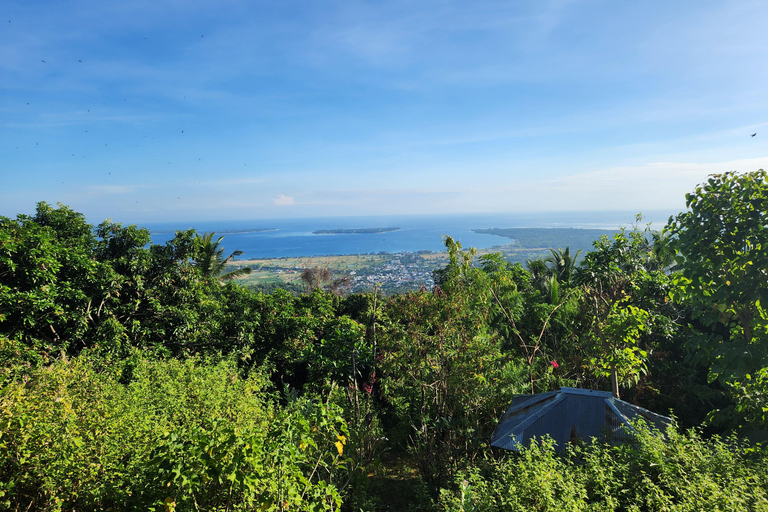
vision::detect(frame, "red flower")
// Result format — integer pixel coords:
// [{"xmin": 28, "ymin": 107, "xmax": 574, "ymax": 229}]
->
[{"xmin": 549, "ymin": 360, "xmax": 559, "ymax": 369}]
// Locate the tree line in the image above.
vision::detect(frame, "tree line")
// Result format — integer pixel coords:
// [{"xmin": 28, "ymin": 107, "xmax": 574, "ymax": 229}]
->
[{"xmin": 1, "ymin": 170, "xmax": 767, "ymax": 510}]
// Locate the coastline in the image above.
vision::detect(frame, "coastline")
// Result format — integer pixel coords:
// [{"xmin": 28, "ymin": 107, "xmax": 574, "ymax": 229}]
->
[{"xmin": 146, "ymin": 211, "xmax": 670, "ymax": 260}]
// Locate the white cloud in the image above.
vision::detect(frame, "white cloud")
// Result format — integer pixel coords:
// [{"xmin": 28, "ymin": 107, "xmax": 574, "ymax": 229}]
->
[
  {"xmin": 469, "ymin": 157, "xmax": 768, "ymax": 214},
  {"xmin": 272, "ymin": 194, "xmax": 295, "ymax": 206}
]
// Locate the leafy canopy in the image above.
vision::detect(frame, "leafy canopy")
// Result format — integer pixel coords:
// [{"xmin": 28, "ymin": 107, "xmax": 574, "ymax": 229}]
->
[{"xmin": 666, "ymin": 170, "xmax": 768, "ymax": 382}]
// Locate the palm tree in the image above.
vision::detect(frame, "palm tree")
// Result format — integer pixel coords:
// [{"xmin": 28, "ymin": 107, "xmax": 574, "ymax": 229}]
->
[
  {"xmin": 194, "ymin": 232, "xmax": 252, "ymax": 282},
  {"xmin": 544, "ymin": 247, "xmax": 580, "ymax": 284}
]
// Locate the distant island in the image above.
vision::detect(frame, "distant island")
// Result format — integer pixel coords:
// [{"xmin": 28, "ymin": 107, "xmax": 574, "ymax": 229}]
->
[
  {"xmin": 313, "ymin": 227, "xmax": 401, "ymax": 235},
  {"xmin": 473, "ymin": 227, "xmax": 618, "ymax": 249}
]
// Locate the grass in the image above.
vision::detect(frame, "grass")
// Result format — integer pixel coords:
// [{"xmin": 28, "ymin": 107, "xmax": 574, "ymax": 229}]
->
[{"xmin": 230, "ymin": 254, "xmax": 394, "ymax": 287}]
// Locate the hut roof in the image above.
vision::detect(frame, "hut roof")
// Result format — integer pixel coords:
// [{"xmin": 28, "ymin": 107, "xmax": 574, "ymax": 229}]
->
[{"xmin": 491, "ymin": 387, "xmax": 671, "ymax": 451}]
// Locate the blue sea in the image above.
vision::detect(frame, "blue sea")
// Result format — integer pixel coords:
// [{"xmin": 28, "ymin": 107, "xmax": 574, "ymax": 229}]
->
[{"xmin": 144, "ymin": 211, "xmax": 675, "ymax": 260}]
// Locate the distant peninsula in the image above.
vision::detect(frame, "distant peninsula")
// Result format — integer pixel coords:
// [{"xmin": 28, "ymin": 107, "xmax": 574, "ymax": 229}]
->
[
  {"xmin": 473, "ymin": 227, "xmax": 618, "ymax": 249},
  {"xmin": 313, "ymin": 227, "xmax": 400, "ymax": 235}
]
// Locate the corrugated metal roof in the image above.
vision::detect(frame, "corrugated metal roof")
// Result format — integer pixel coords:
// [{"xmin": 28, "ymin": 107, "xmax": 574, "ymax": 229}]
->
[{"xmin": 491, "ymin": 387, "xmax": 671, "ymax": 451}]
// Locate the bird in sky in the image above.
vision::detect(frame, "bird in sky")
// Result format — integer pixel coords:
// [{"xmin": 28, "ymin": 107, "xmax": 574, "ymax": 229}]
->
[{"xmin": 751, "ymin": 133, "xmax": 757, "ymax": 137}]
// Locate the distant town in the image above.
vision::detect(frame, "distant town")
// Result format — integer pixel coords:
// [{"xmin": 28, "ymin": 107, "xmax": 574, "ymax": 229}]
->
[
  {"xmin": 231, "ymin": 250, "xmax": 446, "ymax": 294},
  {"xmin": 228, "ymin": 226, "xmax": 622, "ymax": 294}
]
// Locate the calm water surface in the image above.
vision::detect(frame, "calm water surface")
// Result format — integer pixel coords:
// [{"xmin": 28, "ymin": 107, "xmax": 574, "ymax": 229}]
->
[{"xmin": 143, "ymin": 211, "xmax": 674, "ymax": 259}]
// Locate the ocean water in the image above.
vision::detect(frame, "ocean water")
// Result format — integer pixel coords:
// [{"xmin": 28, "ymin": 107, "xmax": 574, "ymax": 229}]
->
[{"xmin": 143, "ymin": 210, "xmax": 674, "ymax": 259}]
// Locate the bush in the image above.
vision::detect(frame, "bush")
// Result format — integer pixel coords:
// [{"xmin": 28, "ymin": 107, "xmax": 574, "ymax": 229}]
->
[
  {"xmin": 0, "ymin": 354, "xmax": 351, "ymax": 511},
  {"xmin": 379, "ymin": 290, "xmax": 527, "ymax": 494},
  {"xmin": 440, "ymin": 423, "xmax": 768, "ymax": 512}
]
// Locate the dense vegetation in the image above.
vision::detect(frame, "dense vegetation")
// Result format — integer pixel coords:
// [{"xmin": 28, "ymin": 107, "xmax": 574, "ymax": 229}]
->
[{"xmin": 1, "ymin": 171, "xmax": 767, "ymax": 511}]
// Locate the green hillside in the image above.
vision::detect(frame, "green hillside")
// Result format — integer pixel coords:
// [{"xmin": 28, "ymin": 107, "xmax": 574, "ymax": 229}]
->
[{"xmin": 2, "ymin": 171, "xmax": 768, "ymax": 511}]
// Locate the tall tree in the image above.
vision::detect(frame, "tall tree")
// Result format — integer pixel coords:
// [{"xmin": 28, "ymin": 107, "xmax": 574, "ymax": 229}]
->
[
  {"xmin": 576, "ymin": 224, "xmax": 670, "ymax": 398},
  {"xmin": 665, "ymin": 170, "xmax": 768, "ymax": 426},
  {"xmin": 0, "ymin": 203, "xmax": 225, "ymax": 358},
  {"xmin": 0, "ymin": 203, "xmax": 102, "ymax": 354}
]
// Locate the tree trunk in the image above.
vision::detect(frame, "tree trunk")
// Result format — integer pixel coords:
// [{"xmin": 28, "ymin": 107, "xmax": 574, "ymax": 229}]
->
[{"xmin": 611, "ymin": 364, "xmax": 620, "ymax": 399}]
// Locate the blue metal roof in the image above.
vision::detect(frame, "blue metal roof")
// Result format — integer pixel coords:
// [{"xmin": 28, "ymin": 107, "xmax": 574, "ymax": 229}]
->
[{"xmin": 490, "ymin": 387, "xmax": 671, "ymax": 451}]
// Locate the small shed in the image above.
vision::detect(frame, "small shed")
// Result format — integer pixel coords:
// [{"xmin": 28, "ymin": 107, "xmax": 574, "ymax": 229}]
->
[{"xmin": 490, "ymin": 387, "xmax": 671, "ymax": 451}]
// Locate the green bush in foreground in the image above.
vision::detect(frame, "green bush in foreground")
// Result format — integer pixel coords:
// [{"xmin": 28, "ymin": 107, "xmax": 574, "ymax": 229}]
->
[
  {"xmin": 440, "ymin": 423, "xmax": 768, "ymax": 512},
  {"xmin": 0, "ymin": 354, "xmax": 350, "ymax": 511}
]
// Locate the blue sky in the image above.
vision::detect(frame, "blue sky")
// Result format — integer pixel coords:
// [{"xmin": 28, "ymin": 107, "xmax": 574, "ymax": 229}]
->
[{"xmin": 2, "ymin": 0, "xmax": 767, "ymax": 224}]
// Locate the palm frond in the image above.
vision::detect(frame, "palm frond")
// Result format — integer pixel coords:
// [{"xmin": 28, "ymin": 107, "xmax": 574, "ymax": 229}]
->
[{"xmin": 193, "ymin": 232, "xmax": 251, "ymax": 282}]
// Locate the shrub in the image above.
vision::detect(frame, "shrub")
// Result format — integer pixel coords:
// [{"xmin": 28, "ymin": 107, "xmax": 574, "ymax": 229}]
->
[
  {"xmin": 440, "ymin": 423, "xmax": 768, "ymax": 512},
  {"xmin": 0, "ymin": 354, "xmax": 351, "ymax": 511}
]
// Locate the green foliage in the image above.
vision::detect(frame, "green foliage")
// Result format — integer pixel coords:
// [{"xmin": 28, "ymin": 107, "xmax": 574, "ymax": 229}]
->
[
  {"xmin": 0, "ymin": 354, "xmax": 352, "ymax": 511},
  {"xmin": 247, "ymin": 288, "xmax": 338, "ymax": 383},
  {"xmin": 588, "ymin": 302, "xmax": 650, "ymax": 391},
  {"xmin": 303, "ymin": 313, "xmax": 387, "ymax": 478},
  {"xmin": 731, "ymin": 367, "xmax": 768, "ymax": 429},
  {"xmin": 667, "ymin": 170, "xmax": 768, "ymax": 349},
  {"xmin": 150, "ymin": 394, "xmax": 347, "ymax": 512},
  {"xmin": 528, "ymin": 247, "xmax": 581, "ymax": 288},
  {"xmin": 666, "ymin": 170, "xmax": 768, "ymax": 429},
  {"xmin": 576, "ymin": 223, "xmax": 673, "ymax": 398},
  {"xmin": 245, "ymin": 279, "xmax": 305, "ymax": 296},
  {"xmin": 0, "ymin": 203, "xmax": 104, "ymax": 354},
  {"xmin": 2, "ymin": 355, "xmax": 160, "ymax": 509},
  {"xmin": 545, "ymin": 247, "xmax": 581, "ymax": 284},
  {"xmin": 432, "ymin": 236, "xmax": 476, "ymax": 290},
  {"xmin": 305, "ymin": 316, "xmax": 370, "ymax": 391},
  {"xmin": 479, "ymin": 249, "xmax": 581, "ymax": 394},
  {"xmin": 434, "ymin": 237, "xmax": 584, "ymax": 397},
  {"xmin": 3, "ymin": 198, "xmax": 768, "ymax": 510},
  {"xmin": 450, "ymin": 438, "xmax": 586, "ymax": 512},
  {"xmin": 0, "ymin": 203, "xmax": 263, "ymax": 360},
  {"xmin": 440, "ymin": 424, "xmax": 768, "ymax": 511},
  {"xmin": 379, "ymin": 287, "xmax": 526, "ymax": 493}
]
